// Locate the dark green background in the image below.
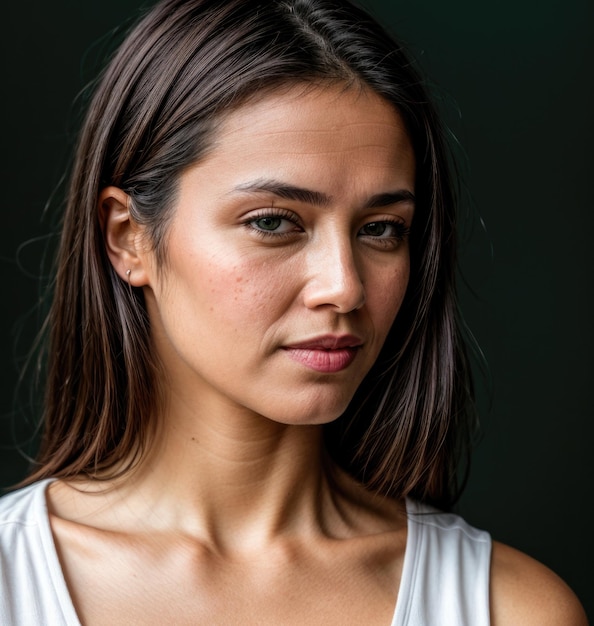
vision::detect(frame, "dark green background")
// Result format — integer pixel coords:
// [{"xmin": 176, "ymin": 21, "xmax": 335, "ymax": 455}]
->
[{"xmin": 1, "ymin": 0, "xmax": 592, "ymax": 617}]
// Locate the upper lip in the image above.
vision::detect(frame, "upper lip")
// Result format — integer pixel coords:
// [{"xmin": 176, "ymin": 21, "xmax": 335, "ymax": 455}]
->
[{"xmin": 283, "ymin": 334, "xmax": 364, "ymax": 350}]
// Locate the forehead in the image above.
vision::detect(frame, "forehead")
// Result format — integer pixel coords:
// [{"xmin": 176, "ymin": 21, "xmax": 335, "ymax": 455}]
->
[
  {"xmin": 198, "ymin": 84, "xmax": 416, "ymax": 197},
  {"xmin": 217, "ymin": 83, "xmax": 411, "ymax": 150}
]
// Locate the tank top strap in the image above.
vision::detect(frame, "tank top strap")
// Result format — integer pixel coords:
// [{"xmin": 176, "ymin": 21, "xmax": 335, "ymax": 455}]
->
[{"xmin": 391, "ymin": 499, "xmax": 491, "ymax": 625}]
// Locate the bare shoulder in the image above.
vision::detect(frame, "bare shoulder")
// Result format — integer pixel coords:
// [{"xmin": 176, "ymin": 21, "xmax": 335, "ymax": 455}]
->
[{"xmin": 490, "ymin": 541, "xmax": 588, "ymax": 625}]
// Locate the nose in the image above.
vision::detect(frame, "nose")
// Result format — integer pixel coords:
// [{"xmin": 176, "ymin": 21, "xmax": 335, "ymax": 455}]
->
[{"xmin": 302, "ymin": 237, "xmax": 366, "ymax": 313}]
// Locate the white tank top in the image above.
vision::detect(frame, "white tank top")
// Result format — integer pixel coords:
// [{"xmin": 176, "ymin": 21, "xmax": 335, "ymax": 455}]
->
[
  {"xmin": 0, "ymin": 480, "xmax": 491, "ymax": 625},
  {"xmin": 394, "ymin": 498, "xmax": 491, "ymax": 624}
]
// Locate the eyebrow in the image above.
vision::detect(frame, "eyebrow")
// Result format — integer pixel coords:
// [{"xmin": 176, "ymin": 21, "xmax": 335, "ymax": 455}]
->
[{"xmin": 231, "ymin": 178, "xmax": 415, "ymax": 209}]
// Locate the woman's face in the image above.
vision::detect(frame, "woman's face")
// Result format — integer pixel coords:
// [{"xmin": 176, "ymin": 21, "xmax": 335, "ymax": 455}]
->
[{"xmin": 142, "ymin": 84, "xmax": 416, "ymax": 426}]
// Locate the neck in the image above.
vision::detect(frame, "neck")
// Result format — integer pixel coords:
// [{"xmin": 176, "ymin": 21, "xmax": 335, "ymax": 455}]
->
[
  {"xmin": 51, "ymin": 396, "xmax": 406, "ymax": 556},
  {"xmin": 104, "ymin": 397, "xmax": 343, "ymax": 551}
]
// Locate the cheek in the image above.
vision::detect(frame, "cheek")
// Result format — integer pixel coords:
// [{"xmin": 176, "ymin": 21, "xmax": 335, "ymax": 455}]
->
[
  {"xmin": 368, "ymin": 262, "xmax": 410, "ymax": 335},
  {"xmin": 192, "ymin": 253, "xmax": 300, "ymax": 331}
]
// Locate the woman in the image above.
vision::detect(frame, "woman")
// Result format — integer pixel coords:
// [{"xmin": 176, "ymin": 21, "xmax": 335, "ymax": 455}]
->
[{"xmin": 0, "ymin": 0, "xmax": 586, "ymax": 623}]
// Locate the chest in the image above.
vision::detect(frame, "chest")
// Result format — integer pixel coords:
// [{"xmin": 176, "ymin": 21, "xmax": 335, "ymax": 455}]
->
[{"xmin": 57, "ymin": 533, "xmax": 405, "ymax": 625}]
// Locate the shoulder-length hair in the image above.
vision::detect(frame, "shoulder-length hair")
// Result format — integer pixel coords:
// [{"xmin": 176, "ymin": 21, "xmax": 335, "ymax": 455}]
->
[{"xmin": 26, "ymin": 0, "xmax": 475, "ymax": 510}]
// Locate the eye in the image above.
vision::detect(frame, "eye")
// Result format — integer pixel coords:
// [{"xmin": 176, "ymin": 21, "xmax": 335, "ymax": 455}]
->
[
  {"xmin": 358, "ymin": 220, "xmax": 410, "ymax": 249},
  {"xmin": 242, "ymin": 209, "xmax": 303, "ymax": 239},
  {"xmin": 251, "ymin": 216, "xmax": 294, "ymax": 233},
  {"xmin": 360, "ymin": 222, "xmax": 390, "ymax": 237}
]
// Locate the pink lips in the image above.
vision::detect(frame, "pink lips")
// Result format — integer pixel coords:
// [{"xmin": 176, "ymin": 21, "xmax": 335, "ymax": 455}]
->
[{"xmin": 283, "ymin": 334, "xmax": 362, "ymax": 373}]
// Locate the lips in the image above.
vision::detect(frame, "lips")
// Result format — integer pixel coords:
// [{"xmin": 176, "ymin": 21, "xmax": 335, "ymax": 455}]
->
[{"xmin": 282, "ymin": 334, "xmax": 363, "ymax": 373}]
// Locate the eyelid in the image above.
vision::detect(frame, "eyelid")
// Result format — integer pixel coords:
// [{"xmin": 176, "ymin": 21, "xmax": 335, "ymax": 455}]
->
[
  {"xmin": 359, "ymin": 215, "xmax": 409, "ymax": 231},
  {"xmin": 240, "ymin": 207, "xmax": 300, "ymax": 222},
  {"xmin": 359, "ymin": 221, "xmax": 409, "ymax": 234}
]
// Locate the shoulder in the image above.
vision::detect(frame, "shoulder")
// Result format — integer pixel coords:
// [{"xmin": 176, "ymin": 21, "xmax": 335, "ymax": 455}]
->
[{"xmin": 490, "ymin": 541, "xmax": 588, "ymax": 625}]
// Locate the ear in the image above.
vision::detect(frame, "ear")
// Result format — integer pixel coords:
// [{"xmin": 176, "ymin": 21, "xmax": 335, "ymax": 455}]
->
[{"xmin": 98, "ymin": 186, "xmax": 151, "ymax": 287}]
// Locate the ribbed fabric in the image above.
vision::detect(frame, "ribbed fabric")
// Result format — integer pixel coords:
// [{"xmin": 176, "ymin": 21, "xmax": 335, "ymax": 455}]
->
[{"xmin": 392, "ymin": 499, "xmax": 492, "ymax": 625}]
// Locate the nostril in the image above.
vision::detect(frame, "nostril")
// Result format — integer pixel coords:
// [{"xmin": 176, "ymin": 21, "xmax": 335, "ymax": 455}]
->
[{"xmin": 351, "ymin": 291, "xmax": 366, "ymax": 312}]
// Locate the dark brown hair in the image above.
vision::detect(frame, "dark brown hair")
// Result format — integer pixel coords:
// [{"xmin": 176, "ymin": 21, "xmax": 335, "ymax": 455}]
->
[{"xmin": 26, "ymin": 0, "xmax": 475, "ymax": 509}]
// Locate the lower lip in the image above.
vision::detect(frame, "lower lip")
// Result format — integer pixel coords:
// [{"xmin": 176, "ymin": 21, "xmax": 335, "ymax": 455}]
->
[{"xmin": 283, "ymin": 347, "xmax": 359, "ymax": 373}]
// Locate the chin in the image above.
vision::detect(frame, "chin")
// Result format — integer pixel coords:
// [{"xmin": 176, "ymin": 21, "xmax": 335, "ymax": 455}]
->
[{"xmin": 261, "ymin": 395, "xmax": 353, "ymax": 427}]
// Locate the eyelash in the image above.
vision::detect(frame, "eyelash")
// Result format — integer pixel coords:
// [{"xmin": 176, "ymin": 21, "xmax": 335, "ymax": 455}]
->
[{"xmin": 242, "ymin": 209, "xmax": 410, "ymax": 248}]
